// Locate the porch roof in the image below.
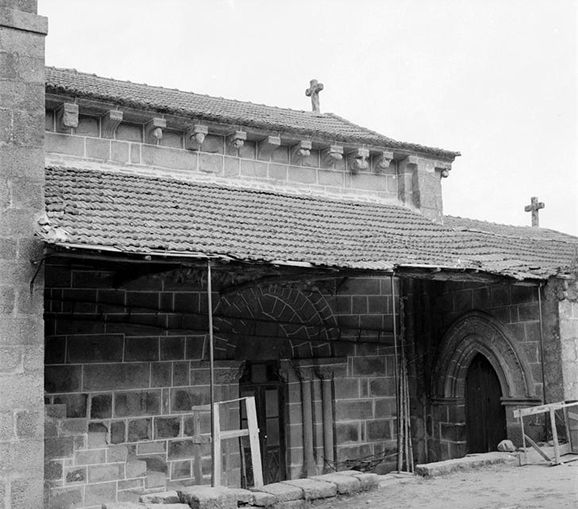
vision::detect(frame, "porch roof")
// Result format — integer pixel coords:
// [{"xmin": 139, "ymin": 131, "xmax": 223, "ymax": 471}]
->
[{"xmin": 40, "ymin": 166, "xmax": 578, "ymax": 280}]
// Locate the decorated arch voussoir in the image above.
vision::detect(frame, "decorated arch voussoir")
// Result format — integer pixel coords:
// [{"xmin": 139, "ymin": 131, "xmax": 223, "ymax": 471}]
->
[{"xmin": 433, "ymin": 311, "xmax": 537, "ymax": 400}]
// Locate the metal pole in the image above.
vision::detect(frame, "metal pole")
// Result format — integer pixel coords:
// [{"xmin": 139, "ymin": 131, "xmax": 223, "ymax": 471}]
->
[
  {"xmin": 391, "ymin": 273, "xmax": 402, "ymax": 472},
  {"xmin": 208, "ymin": 260, "xmax": 216, "ymax": 486}
]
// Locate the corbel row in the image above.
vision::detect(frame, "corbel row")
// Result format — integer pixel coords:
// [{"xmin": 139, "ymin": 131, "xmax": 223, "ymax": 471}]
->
[{"xmin": 53, "ymin": 101, "xmax": 418, "ymax": 175}]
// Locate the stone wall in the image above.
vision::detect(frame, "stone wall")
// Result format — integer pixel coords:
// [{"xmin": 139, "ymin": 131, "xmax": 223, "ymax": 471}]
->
[
  {"xmin": 44, "ymin": 113, "xmax": 399, "ymax": 202},
  {"xmin": 43, "ymin": 261, "xmax": 399, "ymax": 506},
  {"xmin": 0, "ymin": 2, "xmax": 48, "ymax": 508}
]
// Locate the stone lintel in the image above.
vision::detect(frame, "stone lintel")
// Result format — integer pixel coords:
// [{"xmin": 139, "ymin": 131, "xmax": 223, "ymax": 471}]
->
[
  {"xmin": 56, "ymin": 103, "xmax": 79, "ymax": 132},
  {"xmin": 102, "ymin": 110, "xmax": 123, "ymax": 138},
  {"xmin": 258, "ymin": 135, "xmax": 281, "ymax": 158},
  {"xmin": 227, "ymin": 130, "xmax": 247, "ymax": 150},
  {"xmin": 375, "ymin": 150, "xmax": 394, "ymax": 172},
  {"xmin": 0, "ymin": 7, "xmax": 48, "ymax": 34},
  {"xmin": 145, "ymin": 117, "xmax": 166, "ymax": 144},
  {"xmin": 291, "ymin": 140, "xmax": 313, "ymax": 163},
  {"xmin": 185, "ymin": 124, "xmax": 209, "ymax": 150},
  {"xmin": 322, "ymin": 145, "xmax": 344, "ymax": 165},
  {"xmin": 347, "ymin": 147, "xmax": 370, "ymax": 173}
]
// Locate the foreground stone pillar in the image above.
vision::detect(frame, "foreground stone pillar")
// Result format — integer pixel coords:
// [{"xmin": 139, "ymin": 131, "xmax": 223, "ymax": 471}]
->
[
  {"xmin": 317, "ymin": 367, "xmax": 335, "ymax": 471},
  {"xmin": 0, "ymin": 2, "xmax": 48, "ymax": 507},
  {"xmin": 296, "ymin": 368, "xmax": 315, "ymax": 477}
]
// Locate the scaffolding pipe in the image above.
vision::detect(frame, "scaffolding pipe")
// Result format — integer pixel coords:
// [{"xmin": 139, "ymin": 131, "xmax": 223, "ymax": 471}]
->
[{"xmin": 208, "ymin": 260, "xmax": 216, "ymax": 486}]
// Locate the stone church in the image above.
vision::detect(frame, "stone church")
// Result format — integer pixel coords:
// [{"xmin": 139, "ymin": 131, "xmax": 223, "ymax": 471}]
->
[{"xmin": 1, "ymin": 2, "xmax": 577, "ymax": 508}]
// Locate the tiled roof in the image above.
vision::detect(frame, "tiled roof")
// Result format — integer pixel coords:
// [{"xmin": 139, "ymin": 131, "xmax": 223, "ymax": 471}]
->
[
  {"xmin": 45, "ymin": 67, "xmax": 459, "ymax": 160},
  {"xmin": 41, "ymin": 166, "xmax": 577, "ymax": 280}
]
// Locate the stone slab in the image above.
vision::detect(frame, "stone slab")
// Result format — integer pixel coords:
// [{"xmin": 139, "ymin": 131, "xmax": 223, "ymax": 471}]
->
[
  {"xmin": 333, "ymin": 470, "xmax": 378, "ymax": 490},
  {"xmin": 252, "ymin": 482, "xmax": 302, "ymax": 502},
  {"xmin": 415, "ymin": 452, "xmax": 517, "ymax": 477},
  {"xmin": 251, "ymin": 491, "xmax": 277, "ymax": 507},
  {"xmin": 102, "ymin": 504, "xmax": 144, "ymax": 509},
  {"xmin": 282, "ymin": 478, "xmax": 336, "ymax": 500},
  {"xmin": 271, "ymin": 501, "xmax": 308, "ymax": 509},
  {"xmin": 139, "ymin": 490, "xmax": 180, "ymax": 504},
  {"xmin": 226, "ymin": 487, "xmax": 255, "ymax": 504},
  {"xmin": 312, "ymin": 473, "xmax": 361, "ymax": 494},
  {"xmin": 178, "ymin": 486, "xmax": 237, "ymax": 509}
]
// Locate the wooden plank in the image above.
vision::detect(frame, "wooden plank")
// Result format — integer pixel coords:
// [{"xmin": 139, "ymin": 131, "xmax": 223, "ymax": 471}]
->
[
  {"xmin": 550, "ymin": 408, "xmax": 561, "ymax": 465},
  {"xmin": 220, "ymin": 429, "xmax": 250, "ymax": 440},
  {"xmin": 192, "ymin": 412, "xmax": 202, "ymax": 484},
  {"xmin": 246, "ymin": 397, "xmax": 263, "ymax": 488},
  {"xmin": 212, "ymin": 403, "xmax": 221, "ymax": 486},
  {"xmin": 514, "ymin": 402, "xmax": 565, "ymax": 418},
  {"xmin": 524, "ymin": 434, "xmax": 552, "ymax": 462}
]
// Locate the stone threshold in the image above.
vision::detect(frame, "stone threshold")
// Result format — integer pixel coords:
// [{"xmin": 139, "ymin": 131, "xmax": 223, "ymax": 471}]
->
[
  {"xmin": 415, "ymin": 452, "xmax": 517, "ymax": 477},
  {"xmin": 102, "ymin": 470, "xmax": 379, "ymax": 509}
]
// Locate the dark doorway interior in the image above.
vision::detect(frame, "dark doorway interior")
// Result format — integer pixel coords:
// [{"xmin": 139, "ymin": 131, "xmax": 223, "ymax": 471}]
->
[
  {"xmin": 466, "ymin": 354, "xmax": 507, "ymax": 453},
  {"xmin": 239, "ymin": 361, "xmax": 286, "ymax": 486}
]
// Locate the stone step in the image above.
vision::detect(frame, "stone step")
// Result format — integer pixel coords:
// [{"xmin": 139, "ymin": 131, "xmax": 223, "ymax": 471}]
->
[{"xmin": 415, "ymin": 452, "xmax": 517, "ymax": 477}]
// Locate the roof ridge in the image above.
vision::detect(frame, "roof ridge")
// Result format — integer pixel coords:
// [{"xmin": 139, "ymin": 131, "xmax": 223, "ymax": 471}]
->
[{"xmin": 46, "ymin": 66, "xmax": 331, "ymax": 118}]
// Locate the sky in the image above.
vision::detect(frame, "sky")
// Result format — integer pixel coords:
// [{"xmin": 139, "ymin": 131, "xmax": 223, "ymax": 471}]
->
[{"xmin": 38, "ymin": 0, "xmax": 577, "ymax": 235}]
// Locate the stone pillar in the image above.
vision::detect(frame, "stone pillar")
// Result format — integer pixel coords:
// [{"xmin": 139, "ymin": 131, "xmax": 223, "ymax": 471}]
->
[
  {"xmin": 398, "ymin": 156, "xmax": 447, "ymax": 223},
  {"xmin": 296, "ymin": 367, "xmax": 316, "ymax": 477},
  {"xmin": 316, "ymin": 367, "xmax": 335, "ymax": 471},
  {"xmin": 0, "ymin": 2, "xmax": 48, "ymax": 508}
]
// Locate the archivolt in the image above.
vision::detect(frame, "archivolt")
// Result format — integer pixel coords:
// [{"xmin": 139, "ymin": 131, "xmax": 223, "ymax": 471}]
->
[{"xmin": 432, "ymin": 311, "xmax": 536, "ymax": 400}]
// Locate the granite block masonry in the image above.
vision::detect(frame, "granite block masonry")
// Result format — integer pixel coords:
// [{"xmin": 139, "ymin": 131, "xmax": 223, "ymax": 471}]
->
[{"xmin": 0, "ymin": 1, "xmax": 48, "ymax": 508}]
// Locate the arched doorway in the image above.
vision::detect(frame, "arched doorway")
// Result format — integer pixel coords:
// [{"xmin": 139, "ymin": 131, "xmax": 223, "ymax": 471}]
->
[{"xmin": 465, "ymin": 354, "xmax": 507, "ymax": 452}]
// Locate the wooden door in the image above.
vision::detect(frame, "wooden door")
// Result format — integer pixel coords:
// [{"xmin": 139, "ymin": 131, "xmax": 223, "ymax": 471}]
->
[
  {"xmin": 240, "ymin": 362, "xmax": 285, "ymax": 486},
  {"xmin": 466, "ymin": 354, "xmax": 507, "ymax": 453}
]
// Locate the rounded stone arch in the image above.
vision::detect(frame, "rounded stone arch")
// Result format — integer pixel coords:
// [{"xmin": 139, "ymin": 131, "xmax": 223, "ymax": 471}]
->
[
  {"xmin": 213, "ymin": 285, "xmax": 339, "ymax": 360},
  {"xmin": 432, "ymin": 311, "xmax": 537, "ymax": 401}
]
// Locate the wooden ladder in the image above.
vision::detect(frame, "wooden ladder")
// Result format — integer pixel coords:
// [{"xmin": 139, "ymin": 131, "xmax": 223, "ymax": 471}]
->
[{"xmin": 212, "ymin": 396, "xmax": 263, "ymax": 488}]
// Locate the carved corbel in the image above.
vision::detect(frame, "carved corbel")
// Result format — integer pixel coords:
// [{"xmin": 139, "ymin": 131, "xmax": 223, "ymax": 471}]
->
[
  {"xmin": 315, "ymin": 366, "xmax": 334, "ymax": 380},
  {"xmin": 227, "ymin": 130, "xmax": 247, "ymax": 150},
  {"xmin": 291, "ymin": 140, "xmax": 312, "ymax": 163},
  {"xmin": 185, "ymin": 124, "xmax": 208, "ymax": 150},
  {"xmin": 257, "ymin": 135, "xmax": 281, "ymax": 158},
  {"xmin": 56, "ymin": 103, "xmax": 79, "ymax": 132},
  {"xmin": 322, "ymin": 144, "xmax": 344, "ymax": 165},
  {"xmin": 145, "ymin": 117, "xmax": 166, "ymax": 144},
  {"xmin": 102, "ymin": 110, "xmax": 123, "ymax": 139},
  {"xmin": 435, "ymin": 160, "xmax": 452, "ymax": 178},
  {"xmin": 347, "ymin": 147, "xmax": 370, "ymax": 173},
  {"xmin": 375, "ymin": 150, "xmax": 394, "ymax": 172}
]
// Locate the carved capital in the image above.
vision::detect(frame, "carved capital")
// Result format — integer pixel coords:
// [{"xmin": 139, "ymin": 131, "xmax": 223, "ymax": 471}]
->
[
  {"xmin": 375, "ymin": 150, "xmax": 394, "ymax": 172},
  {"xmin": 102, "ymin": 110, "xmax": 123, "ymax": 138},
  {"xmin": 291, "ymin": 140, "xmax": 312, "ymax": 163},
  {"xmin": 292, "ymin": 364, "xmax": 312, "ymax": 382},
  {"xmin": 322, "ymin": 144, "xmax": 344, "ymax": 165},
  {"xmin": 227, "ymin": 130, "xmax": 247, "ymax": 150},
  {"xmin": 185, "ymin": 124, "xmax": 208, "ymax": 150},
  {"xmin": 215, "ymin": 361, "xmax": 246, "ymax": 384},
  {"xmin": 435, "ymin": 160, "xmax": 452, "ymax": 178},
  {"xmin": 315, "ymin": 366, "xmax": 334, "ymax": 380},
  {"xmin": 347, "ymin": 148, "xmax": 370, "ymax": 173},
  {"xmin": 145, "ymin": 117, "xmax": 166, "ymax": 144},
  {"xmin": 258, "ymin": 135, "xmax": 281, "ymax": 158},
  {"xmin": 56, "ymin": 103, "xmax": 79, "ymax": 132}
]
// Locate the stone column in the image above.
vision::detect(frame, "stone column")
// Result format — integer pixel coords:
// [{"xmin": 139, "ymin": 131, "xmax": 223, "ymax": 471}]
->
[
  {"xmin": 316, "ymin": 367, "xmax": 335, "ymax": 471},
  {"xmin": 0, "ymin": 2, "xmax": 48, "ymax": 508},
  {"xmin": 296, "ymin": 367, "xmax": 315, "ymax": 477}
]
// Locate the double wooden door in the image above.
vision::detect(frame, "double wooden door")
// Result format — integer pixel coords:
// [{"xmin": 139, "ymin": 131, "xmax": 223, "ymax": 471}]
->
[
  {"xmin": 466, "ymin": 354, "xmax": 507, "ymax": 453},
  {"xmin": 240, "ymin": 362, "xmax": 285, "ymax": 486}
]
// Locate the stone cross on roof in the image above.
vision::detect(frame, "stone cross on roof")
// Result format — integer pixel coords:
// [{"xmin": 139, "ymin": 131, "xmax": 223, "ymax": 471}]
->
[
  {"xmin": 305, "ymin": 79, "xmax": 324, "ymax": 113},
  {"xmin": 524, "ymin": 196, "xmax": 545, "ymax": 227}
]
